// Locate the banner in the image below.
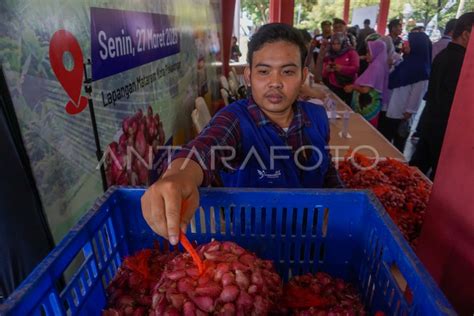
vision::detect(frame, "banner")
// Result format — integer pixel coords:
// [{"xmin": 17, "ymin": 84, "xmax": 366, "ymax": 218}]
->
[
  {"xmin": 0, "ymin": 0, "xmax": 221, "ymax": 241},
  {"xmin": 90, "ymin": 7, "xmax": 180, "ymax": 80}
]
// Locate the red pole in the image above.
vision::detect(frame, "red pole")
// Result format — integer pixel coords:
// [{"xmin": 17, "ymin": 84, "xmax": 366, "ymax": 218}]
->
[
  {"xmin": 416, "ymin": 27, "xmax": 474, "ymax": 315},
  {"xmin": 343, "ymin": 0, "xmax": 350, "ymax": 24},
  {"xmin": 221, "ymin": 0, "xmax": 236, "ymax": 76},
  {"xmin": 269, "ymin": 0, "xmax": 294, "ymax": 25},
  {"xmin": 377, "ymin": 0, "xmax": 390, "ymax": 35}
]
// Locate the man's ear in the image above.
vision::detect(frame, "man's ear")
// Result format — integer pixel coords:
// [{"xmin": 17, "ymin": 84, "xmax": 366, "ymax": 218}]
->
[
  {"xmin": 244, "ymin": 66, "xmax": 251, "ymax": 86},
  {"xmin": 302, "ymin": 66, "xmax": 309, "ymax": 85}
]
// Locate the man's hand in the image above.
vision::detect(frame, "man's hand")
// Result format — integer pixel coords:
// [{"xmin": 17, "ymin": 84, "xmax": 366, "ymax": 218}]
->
[
  {"xmin": 141, "ymin": 158, "xmax": 203, "ymax": 245},
  {"xmin": 333, "ymin": 64, "xmax": 342, "ymax": 72}
]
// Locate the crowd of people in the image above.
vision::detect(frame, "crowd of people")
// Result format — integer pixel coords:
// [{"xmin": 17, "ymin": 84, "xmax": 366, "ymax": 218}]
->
[{"xmin": 302, "ymin": 13, "xmax": 474, "ymax": 179}]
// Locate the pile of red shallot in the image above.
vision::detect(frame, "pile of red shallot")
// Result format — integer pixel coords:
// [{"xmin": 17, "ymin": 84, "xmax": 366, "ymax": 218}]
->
[
  {"xmin": 103, "ymin": 241, "xmax": 369, "ymax": 315},
  {"xmin": 284, "ymin": 272, "xmax": 366, "ymax": 316},
  {"xmin": 105, "ymin": 106, "xmax": 165, "ymax": 186},
  {"xmin": 103, "ymin": 244, "xmax": 178, "ymax": 316},
  {"xmin": 338, "ymin": 153, "xmax": 432, "ymax": 247}
]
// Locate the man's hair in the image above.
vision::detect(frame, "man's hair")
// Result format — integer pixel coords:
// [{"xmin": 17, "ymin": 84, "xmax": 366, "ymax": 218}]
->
[
  {"xmin": 247, "ymin": 23, "xmax": 308, "ymax": 68},
  {"xmin": 453, "ymin": 12, "xmax": 474, "ymax": 38},
  {"xmin": 444, "ymin": 18, "xmax": 457, "ymax": 35},
  {"xmin": 364, "ymin": 19, "xmax": 371, "ymax": 25},
  {"xmin": 321, "ymin": 20, "xmax": 332, "ymax": 28},
  {"xmin": 333, "ymin": 18, "xmax": 346, "ymax": 26},
  {"xmin": 388, "ymin": 19, "xmax": 401, "ymax": 32}
]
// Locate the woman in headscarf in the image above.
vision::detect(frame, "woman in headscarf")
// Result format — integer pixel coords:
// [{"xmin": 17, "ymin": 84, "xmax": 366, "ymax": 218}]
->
[
  {"xmin": 322, "ymin": 32, "xmax": 360, "ymax": 105},
  {"xmin": 344, "ymin": 40, "xmax": 389, "ymax": 127},
  {"xmin": 378, "ymin": 31, "xmax": 432, "ymax": 152}
]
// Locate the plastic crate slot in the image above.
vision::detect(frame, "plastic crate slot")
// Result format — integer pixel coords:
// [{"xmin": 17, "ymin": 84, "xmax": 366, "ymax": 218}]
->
[
  {"xmin": 290, "ymin": 242, "xmax": 295, "ymax": 261},
  {"xmin": 199, "ymin": 207, "xmax": 206, "ymax": 234},
  {"xmin": 209, "ymin": 206, "xmax": 217, "ymax": 234},
  {"xmin": 244, "ymin": 207, "xmax": 252, "ymax": 236},
  {"xmin": 311, "ymin": 208, "xmax": 318, "ymax": 236},
  {"xmin": 62, "ymin": 298, "xmax": 71, "ymax": 316},
  {"xmin": 291, "ymin": 207, "xmax": 298, "ymax": 236},
  {"xmin": 260, "ymin": 207, "xmax": 267, "ymax": 236},
  {"xmin": 271, "ymin": 207, "xmax": 277, "ymax": 235},
  {"xmin": 322, "ymin": 208, "xmax": 329, "ymax": 237},
  {"xmin": 106, "ymin": 217, "xmax": 118, "ymax": 248},
  {"xmin": 225, "ymin": 206, "xmax": 233, "ymax": 237},
  {"xmin": 84, "ymin": 268, "xmax": 92, "ymax": 287},
  {"xmin": 309, "ymin": 242, "xmax": 316, "ymax": 260},
  {"xmin": 189, "ymin": 215, "xmax": 197, "ymax": 233},
  {"xmin": 319, "ymin": 242, "xmax": 325, "ymax": 263},
  {"xmin": 301, "ymin": 207, "xmax": 308, "ymax": 237},
  {"xmin": 218, "ymin": 206, "xmax": 225, "ymax": 234},
  {"xmin": 250, "ymin": 207, "xmax": 256, "ymax": 235},
  {"xmin": 388, "ymin": 287, "xmax": 395, "ymax": 307},
  {"xmin": 281, "ymin": 207, "xmax": 287, "ymax": 236},
  {"xmin": 101, "ymin": 224, "xmax": 113, "ymax": 255},
  {"xmin": 40, "ymin": 304, "xmax": 47, "ymax": 316}
]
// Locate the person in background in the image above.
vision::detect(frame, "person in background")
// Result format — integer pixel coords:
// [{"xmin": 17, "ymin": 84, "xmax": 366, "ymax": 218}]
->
[
  {"xmin": 333, "ymin": 18, "xmax": 357, "ymax": 48},
  {"xmin": 230, "ymin": 35, "xmax": 242, "ymax": 62},
  {"xmin": 357, "ymin": 19, "xmax": 376, "ymax": 53},
  {"xmin": 313, "ymin": 27, "xmax": 321, "ymax": 38},
  {"xmin": 410, "ymin": 12, "xmax": 474, "ymax": 179},
  {"xmin": 299, "ymin": 29, "xmax": 314, "ymax": 69},
  {"xmin": 312, "ymin": 20, "xmax": 333, "ymax": 82},
  {"xmin": 388, "ymin": 19, "xmax": 403, "ymax": 54},
  {"xmin": 344, "ymin": 40, "xmax": 389, "ymax": 127},
  {"xmin": 432, "ymin": 18, "xmax": 457, "ymax": 61},
  {"xmin": 322, "ymin": 32, "xmax": 360, "ymax": 105},
  {"xmin": 141, "ymin": 23, "xmax": 342, "ymax": 244},
  {"xmin": 365, "ymin": 33, "xmax": 402, "ymax": 71},
  {"xmin": 378, "ymin": 31, "xmax": 432, "ymax": 152}
]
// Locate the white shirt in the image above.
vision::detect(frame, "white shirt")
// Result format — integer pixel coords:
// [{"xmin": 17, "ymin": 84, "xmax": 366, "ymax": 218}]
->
[{"xmin": 384, "ymin": 80, "xmax": 429, "ymax": 119}]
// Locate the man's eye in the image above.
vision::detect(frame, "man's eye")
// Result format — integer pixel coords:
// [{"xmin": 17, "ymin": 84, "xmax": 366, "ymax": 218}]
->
[
  {"xmin": 283, "ymin": 70, "xmax": 295, "ymax": 75},
  {"xmin": 258, "ymin": 70, "xmax": 269, "ymax": 75}
]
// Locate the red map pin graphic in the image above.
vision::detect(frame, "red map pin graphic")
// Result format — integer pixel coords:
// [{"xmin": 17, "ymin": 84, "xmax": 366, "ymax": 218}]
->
[{"xmin": 49, "ymin": 29, "xmax": 88, "ymax": 115}]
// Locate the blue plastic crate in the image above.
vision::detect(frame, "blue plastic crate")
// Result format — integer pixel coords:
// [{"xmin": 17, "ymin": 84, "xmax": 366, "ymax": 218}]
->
[{"xmin": 1, "ymin": 187, "xmax": 455, "ymax": 315}]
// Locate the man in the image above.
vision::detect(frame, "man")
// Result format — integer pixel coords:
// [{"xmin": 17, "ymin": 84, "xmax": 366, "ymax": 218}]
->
[
  {"xmin": 333, "ymin": 18, "xmax": 357, "ymax": 48},
  {"xmin": 312, "ymin": 20, "xmax": 333, "ymax": 82},
  {"xmin": 356, "ymin": 19, "xmax": 375, "ymax": 52},
  {"xmin": 357, "ymin": 19, "xmax": 376, "ymax": 74},
  {"xmin": 141, "ymin": 23, "xmax": 340, "ymax": 244},
  {"xmin": 432, "ymin": 18, "xmax": 457, "ymax": 61},
  {"xmin": 410, "ymin": 12, "xmax": 474, "ymax": 179},
  {"xmin": 388, "ymin": 19, "xmax": 403, "ymax": 54}
]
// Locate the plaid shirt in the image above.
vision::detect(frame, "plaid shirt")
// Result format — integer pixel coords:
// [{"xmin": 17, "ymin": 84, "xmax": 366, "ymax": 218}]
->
[{"xmin": 171, "ymin": 98, "xmax": 342, "ymax": 187}]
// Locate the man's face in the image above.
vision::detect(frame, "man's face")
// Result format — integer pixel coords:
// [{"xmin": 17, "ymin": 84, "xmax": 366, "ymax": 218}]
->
[
  {"xmin": 393, "ymin": 24, "xmax": 402, "ymax": 36},
  {"xmin": 322, "ymin": 24, "xmax": 332, "ymax": 34},
  {"xmin": 333, "ymin": 23, "xmax": 346, "ymax": 34},
  {"xmin": 244, "ymin": 41, "xmax": 307, "ymax": 118}
]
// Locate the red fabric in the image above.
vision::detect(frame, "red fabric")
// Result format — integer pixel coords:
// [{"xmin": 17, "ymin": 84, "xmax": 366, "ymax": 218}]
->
[
  {"xmin": 269, "ymin": 0, "xmax": 295, "ymax": 25},
  {"xmin": 377, "ymin": 0, "xmax": 391, "ymax": 35},
  {"xmin": 416, "ymin": 30, "xmax": 474, "ymax": 315},
  {"xmin": 343, "ymin": 0, "xmax": 350, "ymax": 24},
  {"xmin": 322, "ymin": 50, "xmax": 360, "ymax": 88}
]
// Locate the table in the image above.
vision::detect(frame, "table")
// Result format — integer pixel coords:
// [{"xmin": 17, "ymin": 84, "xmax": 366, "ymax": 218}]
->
[{"xmin": 328, "ymin": 112, "xmax": 406, "ymax": 162}]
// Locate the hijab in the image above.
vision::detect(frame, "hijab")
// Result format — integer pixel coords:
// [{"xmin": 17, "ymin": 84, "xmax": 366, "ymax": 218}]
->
[
  {"xmin": 355, "ymin": 40, "xmax": 390, "ymax": 104},
  {"xmin": 389, "ymin": 32, "xmax": 432, "ymax": 89},
  {"xmin": 327, "ymin": 32, "xmax": 352, "ymax": 58}
]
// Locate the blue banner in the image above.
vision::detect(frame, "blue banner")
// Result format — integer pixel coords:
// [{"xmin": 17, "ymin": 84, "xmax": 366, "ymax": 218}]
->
[{"xmin": 90, "ymin": 7, "xmax": 180, "ymax": 81}]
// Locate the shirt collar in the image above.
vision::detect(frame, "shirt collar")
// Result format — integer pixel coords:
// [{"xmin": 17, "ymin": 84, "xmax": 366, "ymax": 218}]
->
[{"xmin": 246, "ymin": 97, "xmax": 311, "ymax": 131}]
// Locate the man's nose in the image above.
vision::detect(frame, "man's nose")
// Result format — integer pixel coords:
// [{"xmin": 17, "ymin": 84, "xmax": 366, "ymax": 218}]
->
[{"xmin": 268, "ymin": 72, "xmax": 283, "ymax": 88}]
